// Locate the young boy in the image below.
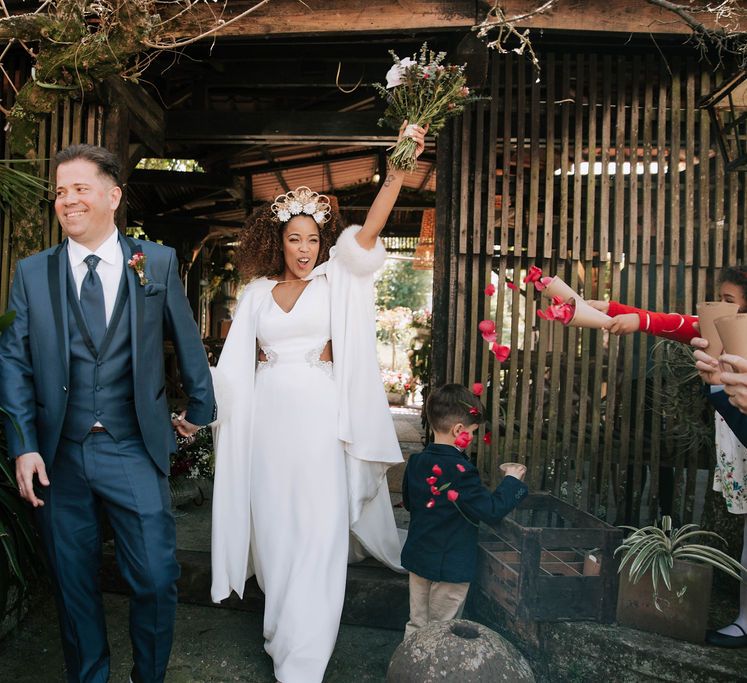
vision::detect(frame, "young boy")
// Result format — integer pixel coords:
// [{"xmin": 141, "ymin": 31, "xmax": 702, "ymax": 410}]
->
[{"xmin": 401, "ymin": 383, "xmax": 528, "ymax": 637}]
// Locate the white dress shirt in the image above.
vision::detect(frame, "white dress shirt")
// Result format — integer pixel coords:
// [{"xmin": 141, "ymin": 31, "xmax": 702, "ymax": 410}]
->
[{"xmin": 67, "ymin": 228, "xmax": 123, "ymax": 325}]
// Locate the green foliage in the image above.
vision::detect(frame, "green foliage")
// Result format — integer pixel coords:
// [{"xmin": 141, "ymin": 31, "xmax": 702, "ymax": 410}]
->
[
  {"xmin": 615, "ymin": 515, "xmax": 747, "ymax": 612},
  {"xmin": 650, "ymin": 340, "xmax": 715, "ymax": 452},
  {"xmin": 375, "ymin": 259, "xmax": 431, "ymax": 310},
  {"xmin": 136, "ymin": 158, "xmax": 204, "ymax": 172}
]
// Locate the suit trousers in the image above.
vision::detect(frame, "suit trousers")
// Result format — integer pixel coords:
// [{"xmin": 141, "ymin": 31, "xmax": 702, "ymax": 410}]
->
[
  {"xmin": 35, "ymin": 431, "xmax": 179, "ymax": 683},
  {"xmin": 404, "ymin": 572, "xmax": 470, "ymax": 638}
]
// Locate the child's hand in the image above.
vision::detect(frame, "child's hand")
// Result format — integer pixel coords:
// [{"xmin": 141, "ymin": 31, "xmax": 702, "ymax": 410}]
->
[
  {"xmin": 587, "ymin": 300, "xmax": 609, "ymax": 314},
  {"xmin": 501, "ymin": 462, "xmax": 527, "ymax": 480},
  {"xmin": 607, "ymin": 313, "xmax": 640, "ymax": 336}
]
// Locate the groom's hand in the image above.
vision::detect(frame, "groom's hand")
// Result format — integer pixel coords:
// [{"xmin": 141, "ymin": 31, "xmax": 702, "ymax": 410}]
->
[
  {"xmin": 172, "ymin": 410, "xmax": 199, "ymax": 441},
  {"xmin": 16, "ymin": 452, "xmax": 49, "ymax": 507}
]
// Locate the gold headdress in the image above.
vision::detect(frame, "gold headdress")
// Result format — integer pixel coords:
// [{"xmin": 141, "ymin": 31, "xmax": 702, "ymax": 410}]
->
[{"xmin": 271, "ymin": 186, "xmax": 332, "ymax": 226}]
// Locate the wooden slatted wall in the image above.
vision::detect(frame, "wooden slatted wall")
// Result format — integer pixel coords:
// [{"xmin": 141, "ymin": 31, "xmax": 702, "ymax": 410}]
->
[{"xmin": 433, "ymin": 49, "xmax": 746, "ymax": 525}]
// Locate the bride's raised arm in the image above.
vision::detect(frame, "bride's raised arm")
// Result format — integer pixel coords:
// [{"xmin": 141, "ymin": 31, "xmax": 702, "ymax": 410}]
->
[{"xmin": 355, "ymin": 120, "xmax": 428, "ymax": 250}]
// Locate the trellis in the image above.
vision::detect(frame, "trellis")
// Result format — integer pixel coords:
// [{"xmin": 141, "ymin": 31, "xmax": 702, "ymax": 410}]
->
[{"xmin": 433, "ymin": 49, "xmax": 746, "ymax": 526}]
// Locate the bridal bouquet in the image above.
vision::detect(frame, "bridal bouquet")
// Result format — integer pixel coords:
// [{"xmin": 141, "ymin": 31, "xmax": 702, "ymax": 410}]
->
[{"xmin": 375, "ymin": 43, "xmax": 477, "ymax": 171}]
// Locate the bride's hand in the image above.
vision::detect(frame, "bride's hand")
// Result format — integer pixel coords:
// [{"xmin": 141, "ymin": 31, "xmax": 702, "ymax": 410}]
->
[{"xmin": 398, "ymin": 120, "xmax": 429, "ymax": 159}]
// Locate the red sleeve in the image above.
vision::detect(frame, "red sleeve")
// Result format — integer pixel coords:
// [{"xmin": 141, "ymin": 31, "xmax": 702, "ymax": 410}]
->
[{"xmin": 606, "ymin": 300, "xmax": 697, "ymax": 344}]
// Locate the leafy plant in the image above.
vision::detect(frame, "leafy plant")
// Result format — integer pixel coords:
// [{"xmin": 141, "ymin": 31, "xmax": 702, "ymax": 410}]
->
[
  {"xmin": 0, "ymin": 310, "xmax": 44, "ymax": 624},
  {"xmin": 615, "ymin": 515, "xmax": 746, "ymax": 611},
  {"xmin": 0, "ymin": 161, "xmax": 51, "ymax": 212},
  {"xmin": 650, "ymin": 339, "xmax": 715, "ymax": 452}
]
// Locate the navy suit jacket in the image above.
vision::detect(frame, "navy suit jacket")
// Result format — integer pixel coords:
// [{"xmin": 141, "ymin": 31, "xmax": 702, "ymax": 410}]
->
[
  {"xmin": 709, "ymin": 388, "xmax": 747, "ymax": 448},
  {"xmin": 0, "ymin": 235, "xmax": 215, "ymax": 475},
  {"xmin": 402, "ymin": 442, "xmax": 529, "ymax": 583}
]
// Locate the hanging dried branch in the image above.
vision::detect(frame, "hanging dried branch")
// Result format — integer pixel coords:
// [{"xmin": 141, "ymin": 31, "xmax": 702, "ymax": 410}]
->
[
  {"xmin": 473, "ymin": 1, "xmax": 557, "ymax": 73},
  {"xmin": 0, "ymin": 0, "xmax": 277, "ymax": 259},
  {"xmin": 475, "ymin": 1, "xmax": 747, "ymax": 71},
  {"xmin": 0, "ymin": 0, "xmax": 276, "ymax": 156}
]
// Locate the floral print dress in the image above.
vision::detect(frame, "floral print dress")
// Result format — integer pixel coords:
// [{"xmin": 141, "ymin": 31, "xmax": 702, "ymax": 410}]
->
[{"xmin": 714, "ymin": 412, "xmax": 747, "ymax": 514}]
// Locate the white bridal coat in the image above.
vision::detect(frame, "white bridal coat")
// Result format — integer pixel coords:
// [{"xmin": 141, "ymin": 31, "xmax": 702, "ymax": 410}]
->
[{"xmin": 210, "ymin": 226, "xmax": 404, "ymax": 603}]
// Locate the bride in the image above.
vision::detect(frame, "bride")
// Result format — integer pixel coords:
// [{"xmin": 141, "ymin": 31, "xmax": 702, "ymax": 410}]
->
[{"xmin": 210, "ymin": 122, "xmax": 428, "ymax": 683}]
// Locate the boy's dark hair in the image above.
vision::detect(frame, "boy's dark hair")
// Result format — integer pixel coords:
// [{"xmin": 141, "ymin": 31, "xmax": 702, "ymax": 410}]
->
[
  {"xmin": 426, "ymin": 383, "xmax": 484, "ymax": 433},
  {"xmin": 720, "ymin": 265, "xmax": 747, "ymax": 312},
  {"xmin": 55, "ymin": 144, "xmax": 121, "ymax": 185}
]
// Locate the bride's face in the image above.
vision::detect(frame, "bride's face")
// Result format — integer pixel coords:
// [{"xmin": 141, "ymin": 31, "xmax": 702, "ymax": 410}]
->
[{"xmin": 282, "ymin": 215, "xmax": 321, "ymax": 280}]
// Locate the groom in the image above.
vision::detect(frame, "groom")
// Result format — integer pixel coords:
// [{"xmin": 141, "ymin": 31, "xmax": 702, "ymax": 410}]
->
[{"xmin": 0, "ymin": 144, "xmax": 215, "ymax": 683}]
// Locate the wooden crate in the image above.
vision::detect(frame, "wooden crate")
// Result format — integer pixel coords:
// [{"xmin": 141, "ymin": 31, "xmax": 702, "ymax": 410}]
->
[{"xmin": 476, "ymin": 492, "xmax": 623, "ymax": 623}]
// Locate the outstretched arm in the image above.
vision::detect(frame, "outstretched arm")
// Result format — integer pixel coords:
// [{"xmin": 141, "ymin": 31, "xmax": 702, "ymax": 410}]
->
[{"xmin": 356, "ymin": 121, "xmax": 428, "ymax": 250}]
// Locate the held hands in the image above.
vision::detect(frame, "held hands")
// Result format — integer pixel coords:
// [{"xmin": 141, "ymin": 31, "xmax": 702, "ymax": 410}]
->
[
  {"xmin": 16, "ymin": 452, "xmax": 49, "ymax": 507},
  {"xmin": 172, "ymin": 409, "xmax": 200, "ymax": 441},
  {"xmin": 398, "ymin": 120, "xmax": 428, "ymax": 161}
]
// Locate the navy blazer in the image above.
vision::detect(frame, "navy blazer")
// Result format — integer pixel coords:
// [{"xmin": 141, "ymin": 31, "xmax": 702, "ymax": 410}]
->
[
  {"xmin": 709, "ymin": 388, "xmax": 747, "ymax": 449},
  {"xmin": 402, "ymin": 442, "xmax": 528, "ymax": 583},
  {"xmin": 0, "ymin": 235, "xmax": 215, "ymax": 475}
]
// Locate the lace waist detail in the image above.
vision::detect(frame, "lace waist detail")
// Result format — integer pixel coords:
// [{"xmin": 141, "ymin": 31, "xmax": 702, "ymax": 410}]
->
[
  {"xmin": 305, "ymin": 341, "xmax": 334, "ymax": 378},
  {"xmin": 256, "ymin": 341, "xmax": 333, "ymax": 378}
]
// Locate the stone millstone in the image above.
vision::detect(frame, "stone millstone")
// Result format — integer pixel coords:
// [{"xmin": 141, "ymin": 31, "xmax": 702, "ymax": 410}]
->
[{"xmin": 387, "ymin": 619, "xmax": 535, "ymax": 683}]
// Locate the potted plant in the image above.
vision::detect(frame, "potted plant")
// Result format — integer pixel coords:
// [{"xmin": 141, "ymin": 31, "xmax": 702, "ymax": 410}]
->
[
  {"xmin": 169, "ymin": 426, "xmax": 215, "ymax": 508},
  {"xmin": 382, "ymin": 369, "xmax": 411, "ymax": 406},
  {"xmin": 615, "ymin": 515, "xmax": 746, "ymax": 643}
]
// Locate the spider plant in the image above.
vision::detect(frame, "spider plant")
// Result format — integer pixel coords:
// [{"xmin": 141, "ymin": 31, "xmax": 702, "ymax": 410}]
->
[
  {"xmin": 615, "ymin": 515, "xmax": 746, "ymax": 611},
  {"xmin": 0, "ymin": 160, "xmax": 51, "ymax": 214}
]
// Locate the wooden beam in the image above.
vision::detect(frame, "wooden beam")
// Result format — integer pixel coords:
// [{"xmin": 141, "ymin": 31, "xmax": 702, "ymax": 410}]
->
[
  {"xmin": 162, "ymin": 200, "xmax": 241, "ymax": 218},
  {"xmin": 237, "ymin": 147, "xmax": 379, "ymax": 174},
  {"xmin": 160, "ymin": 0, "xmax": 477, "ymax": 39},
  {"xmin": 261, "ymin": 146, "xmax": 290, "ymax": 192},
  {"xmin": 166, "ymin": 111, "xmax": 398, "ymax": 144},
  {"xmin": 106, "ymin": 78, "xmax": 165, "ymax": 156},
  {"xmin": 128, "ymin": 169, "xmax": 233, "ymax": 188},
  {"xmin": 495, "ymin": 0, "xmax": 727, "ymax": 35},
  {"xmin": 139, "ymin": 217, "xmax": 245, "ymax": 230}
]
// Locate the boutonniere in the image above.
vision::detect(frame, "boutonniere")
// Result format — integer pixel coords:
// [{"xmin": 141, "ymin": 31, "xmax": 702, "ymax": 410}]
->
[{"xmin": 128, "ymin": 251, "xmax": 148, "ymax": 285}]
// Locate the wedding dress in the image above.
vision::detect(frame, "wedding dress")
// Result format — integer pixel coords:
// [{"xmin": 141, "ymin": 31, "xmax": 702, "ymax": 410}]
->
[{"xmin": 211, "ymin": 227, "xmax": 403, "ymax": 683}]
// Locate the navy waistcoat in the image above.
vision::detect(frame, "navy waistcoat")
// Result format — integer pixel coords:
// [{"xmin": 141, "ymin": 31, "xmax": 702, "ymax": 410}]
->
[{"xmin": 61, "ymin": 265, "xmax": 139, "ymax": 442}]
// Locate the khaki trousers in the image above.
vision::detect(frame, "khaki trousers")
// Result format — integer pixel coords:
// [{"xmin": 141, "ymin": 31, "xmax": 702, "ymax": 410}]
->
[{"xmin": 404, "ymin": 572, "xmax": 470, "ymax": 638}]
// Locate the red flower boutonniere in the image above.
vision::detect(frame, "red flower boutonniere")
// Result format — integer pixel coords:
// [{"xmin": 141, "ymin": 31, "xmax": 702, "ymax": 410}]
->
[{"xmin": 128, "ymin": 252, "xmax": 148, "ymax": 285}]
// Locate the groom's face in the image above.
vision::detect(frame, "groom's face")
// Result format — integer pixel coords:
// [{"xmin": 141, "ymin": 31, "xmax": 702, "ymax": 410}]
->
[{"xmin": 55, "ymin": 159, "xmax": 122, "ymax": 249}]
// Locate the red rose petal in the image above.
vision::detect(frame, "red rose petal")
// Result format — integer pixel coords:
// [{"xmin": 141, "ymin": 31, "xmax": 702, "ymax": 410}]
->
[
  {"xmin": 426, "ymin": 498, "xmax": 435, "ymax": 509},
  {"xmin": 426, "ymin": 476, "xmax": 437, "ymax": 485},
  {"xmin": 454, "ymin": 431, "xmax": 473, "ymax": 449},
  {"xmin": 507, "ymin": 282, "xmax": 518, "ymax": 291},
  {"xmin": 447, "ymin": 490, "xmax": 460, "ymax": 502},
  {"xmin": 491, "ymin": 343, "xmax": 511, "ymax": 363},
  {"xmin": 483, "ymin": 431, "xmax": 492, "ymax": 445},
  {"xmin": 478, "ymin": 319, "xmax": 496, "ymax": 335},
  {"xmin": 472, "ymin": 382, "xmax": 484, "ymax": 396},
  {"xmin": 432, "ymin": 464, "xmax": 443, "ymax": 476},
  {"xmin": 484, "ymin": 283, "xmax": 496, "ymax": 296},
  {"xmin": 456, "ymin": 463, "xmax": 466, "ymax": 472}
]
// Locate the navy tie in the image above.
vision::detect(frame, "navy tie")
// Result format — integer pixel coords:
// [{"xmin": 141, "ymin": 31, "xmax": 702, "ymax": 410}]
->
[{"xmin": 80, "ymin": 254, "xmax": 106, "ymax": 349}]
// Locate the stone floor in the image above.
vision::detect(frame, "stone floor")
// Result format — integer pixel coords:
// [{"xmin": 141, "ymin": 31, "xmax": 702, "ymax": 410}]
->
[{"xmin": 3, "ymin": 406, "xmax": 747, "ymax": 682}]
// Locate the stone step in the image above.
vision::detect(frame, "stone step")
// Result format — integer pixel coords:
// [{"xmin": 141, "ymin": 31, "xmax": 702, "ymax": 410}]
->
[{"xmin": 101, "ymin": 547, "xmax": 410, "ymax": 632}]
